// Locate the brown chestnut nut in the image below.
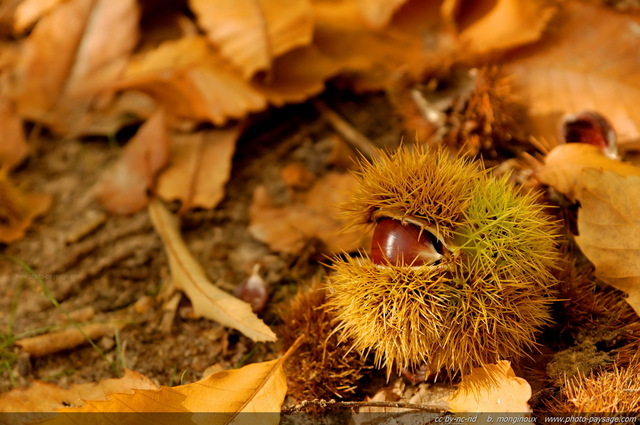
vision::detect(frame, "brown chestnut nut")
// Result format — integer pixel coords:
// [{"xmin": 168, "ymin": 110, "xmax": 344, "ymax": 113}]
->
[{"xmin": 370, "ymin": 218, "xmax": 442, "ymax": 266}]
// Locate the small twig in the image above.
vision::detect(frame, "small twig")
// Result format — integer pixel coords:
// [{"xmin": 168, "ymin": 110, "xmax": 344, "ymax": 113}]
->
[
  {"xmin": 314, "ymin": 100, "xmax": 378, "ymax": 160},
  {"xmin": 282, "ymin": 399, "xmax": 445, "ymax": 414}
]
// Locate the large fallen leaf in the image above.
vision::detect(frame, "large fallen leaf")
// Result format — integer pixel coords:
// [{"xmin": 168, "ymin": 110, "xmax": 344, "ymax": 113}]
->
[
  {"xmin": 190, "ymin": 0, "xmax": 313, "ymax": 78},
  {"xmin": 149, "ymin": 199, "xmax": 276, "ymax": 342},
  {"xmin": 0, "ymin": 97, "xmax": 27, "ymax": 169},
  {"xmin": 441, "ymin": 0, "xmax": 556, "ymax": 55},
  {"xmin": 95, "ymin": 108, "xmax": 169, "ymax": 214},
  {"xmin": 0, "ymin": 171, "xmax": 51, "ymax": 243},
  {"xmin": 446, "ymin": 361, "xmax": 532, "ymax": 413},
  {"xmin": 539, "ymin": 144, "xmax": 640, "ymax": 201},
  {"xmin": 248, "ymin": 172, "xmax": 369, "ymax": 255},
  {"xmin": 0, "ymin": 369, "xmax": 157, "ymax": 413},
  {"xmin": 13, "ymin": 0, "xmax": 139, "ymax": 130},
  {"xmin": 116, "ymin": 36, "xmax": 267, "ymax": 125},
  {"xmin": 37, "ymin": 340, "xmax": 302, "ymax": 424},
  {"xmin": 157, "ymin": 126, "xmax": 239, "ymax": 211},
  {"xmin": 504, "ymin": 1, "xmax": 640, "ymax": 145},
  {"xmin": 573, "ymin": 169, "xmax": 640, "ymax": 317}
]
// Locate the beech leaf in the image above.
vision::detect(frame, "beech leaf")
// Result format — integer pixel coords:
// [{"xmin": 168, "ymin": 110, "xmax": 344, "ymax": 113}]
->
[
  {"xmin": 0, "ymin": 97, "xmax": 27, "ymax": 169},
  {"xmin": 574, "ymin": 169, "xmax": 640, "ymax": 317},
  {"xmin": 0, "ymin": 171, "xmax": 51, "ymax": 243},
  {"xmin": 95, "ymin": 108, "xmax": 170, "ymax": 214},
  {"xmin": 117, "ymin": 36, "xmax": 267, "ymax": 125},
  {"xmin": 190, "ymin": 0, "xmax": 313, "ymax": 78},
  {"xmin": 445, "ymin": 361, "xmax": 532, "ymax": 413},
  {"xmin": 13, "ymin": 0, "xmax": 139, "ymax": 129},
  {"xmin": 504, "ymin": 1, "xmax": 640, "ymax": 145},
  {"xmin": 156, "ymin": 126, "xmax": 239, "ymax": 211},
  {"xmin": 539, "ymin": 144, "xmax": 640, "ymax": 201},
  {"xmin": 149, "ymin": 199, "xmax": 276, "ymax": 342},
  {"xmin": 0, "ymin": 369, "xmax": 157, "ymax": 414}
]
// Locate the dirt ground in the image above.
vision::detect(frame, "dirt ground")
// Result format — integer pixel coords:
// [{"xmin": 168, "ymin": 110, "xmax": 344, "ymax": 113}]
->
[{"xmin": 0, "ymin": 90, "xmax": 402, "ymax": 393}]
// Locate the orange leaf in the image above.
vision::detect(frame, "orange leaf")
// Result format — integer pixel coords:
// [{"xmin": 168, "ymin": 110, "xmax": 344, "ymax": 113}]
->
[
  {"xmin": 446, "ymin": 361, "xmax": 532, "ymax": 413},
  {"xmin": 95, "ymin": 109, "xmax": 170, "ymax": 214},
  {"xmin": 0, "ymin": 369, "xmax": 157, "ymax": 413},
  {"xmin": 157, "ymin": 126, "xmax": 239, "ymax": 211},
  {"xmin": 0, "ymin": 171, "xmax": 51, "ymax": 243},
  {"xmin": 504, "ymin": 1, "xmax": 640, "ymax": 145},
  {"xmin": 539, "ymin": 144, "xmax": 640, "ymax": 201},
  {"xmin": 248, "ymin": 172, "xmax": 369, "ymax": 255},
  {"xmin": 117, "ymin": 36, "xmax": 267, "ymax": 125},
  {"xmin": 0, "ymin": 97, "xmax": 27, "ymax": 169},
  {"xmin": 573, "ymin": 170, "xmax": 640, "ymax": 317},
  {"xmin": 357, "ymin": 0, "xmax": 408, "ymax": 29},
  {"xmin": 190, "ymin": 0, "xmax": 313, "ymax": 78},
  {"xmin": 13, "ymin": 0, "xmax": 139, "ymax": 129},
  {"xmin": 149, "ymin": 200, "xmax": 277, "ymax": 342},
  {"xmin": 13, "ymin": 0, "xmax": 66, "ymax": 33},
  {"xmin": 441, "ymin": 0, "xmax": 556, "ymax": 55}
]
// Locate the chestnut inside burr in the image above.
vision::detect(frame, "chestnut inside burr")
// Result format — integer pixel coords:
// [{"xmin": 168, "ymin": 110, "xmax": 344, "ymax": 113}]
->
[{"xmin": 370, "ymin": 218, "xmax": 443, "ymax": 266}]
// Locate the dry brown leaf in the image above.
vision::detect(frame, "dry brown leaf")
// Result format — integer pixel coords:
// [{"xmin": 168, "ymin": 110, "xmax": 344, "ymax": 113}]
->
[
  {"xmin": 574, "ymin": 169, "xmax": 640, "ymax": 317},
  {"xmin": 253, "ymin": 45, "xmax": 340, "ymax": 106},
  {"xmin": 446, "ymin": 361, "xmax": 532, "ymax": 413},
  {"xmin": 13, "ymin": 0, "xmax": 139, "ymax": 130},
  {"xmin": 15, "ymin": 323, "xmax": 117, "ymax": 357},
  {"xmin": 357, "ymin": 0, "xmax": 408, "ymax": 29},
  {"xmin": 117, "ymin": 36, "xmax": 267, "ymax": 125},
  {"xmin": 504, "ymin": 1, "xmax": 640, "ymax": 145},
  {"xmin": 0, "ymin": 96, "xmax": 27, "ymax": 169},
  {"xmin": 312, "ymin": 0, "xmax": 453, "ymax": 91},
  {"xmin": 0, "ymin": 171, "xmax": 51, "ymax": 243},
  {"xmin": 248, "ymin": 172, "xmax": 368, "ymax": 255},
  {"xmin": 441, "ymin": 0, "xmax": 556, "ymax": 55},
  {"xmin": 190, "ymin": 0, "xmax": 313, "ymax": 78},
  {"xmin": 38, "ymin": 343, "xmax": 300, "ymax": 422},
  {"xmin": 13, "ymin": 0, "xmax": 65, "ymax": 32},
  {"xmin": 539, "ymin": 144, "xmax": 640, "ymax": 201},
  {"xmin": 157, "ymin": 126, "xmax": 239, "ymax": 211},
  {"xmin": 95, "ymin": 108, "xmax": 169, "ymax": 214},
  {"xmin": 0, "ymin": 369, "xmax": 157, "ymax": 413},
  {"xmin": 149, "ymin": 199, "xmax": 276, "ymax": 342}
]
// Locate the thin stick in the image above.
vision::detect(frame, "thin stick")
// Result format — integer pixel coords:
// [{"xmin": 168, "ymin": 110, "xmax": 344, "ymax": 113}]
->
[{"xmin": 314, "ymin": 100, "xmax": 378, "ymax": 160}]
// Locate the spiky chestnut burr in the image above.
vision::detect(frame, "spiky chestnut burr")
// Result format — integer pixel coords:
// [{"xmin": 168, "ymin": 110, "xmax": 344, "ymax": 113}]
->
[{"xmin": 326, "ymin": 146, "xmax": 560, "ymax": 377}]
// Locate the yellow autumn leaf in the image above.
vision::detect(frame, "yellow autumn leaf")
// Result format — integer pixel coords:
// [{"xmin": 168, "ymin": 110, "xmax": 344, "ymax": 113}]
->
[
  {"xmin": 38, "ymin": 340, "xmax": 303, "ymax": 424},
  {"xmin": 0, "ymin": 370, "xmax": 158, "ymax": 413},
  {"xmin": 149, "ymin": 199, "xmax": 276, "ymax": 342},
  {"xmin": 446, "ymin": 361, "xmax": 532, "ymax": 413},
  {"xmin": 539, "ymin": 144, "xmax": 640, "ymax": 201},
  {"xmin": 189, "ymin": 0, "xmax": 313, "ymax": 78},
  {"xmin": 156, "ymin": 127, "xmax": 239, "ymax": 211},
  {"xmin": 574, "ymin": 169, "xmax": 640, "ymax": 317}
]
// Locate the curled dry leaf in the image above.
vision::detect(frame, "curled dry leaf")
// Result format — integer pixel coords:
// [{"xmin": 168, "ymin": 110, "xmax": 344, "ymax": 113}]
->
[
  {"xmin": 95, "ymin": 108, "xmax": 170, "ymax": 215},
  {"xmin": 446, "ymin": 361, "xmax": 532, "ymax": 413},
  {"xmin": 34, "ymin": 340, "xmax": 302, "ymax": 423},
  {"xmin": 117, "ymin": 36, "xmax": 266, "ymax": 125},
  {"xmin": 0, "ymin": 97, "xmax": 27, "ymax": 169},
  {"xmin": 13, "ymin": 0, "xmax": 65, "ymax": 32},
  {"xmin": 574, "ymin": 169, "xmax": 640, "ymax": 317},
  {"xmin": 13, "ymin": 0, "xmax": 139, "ymax": 131},
  {"xmin": 539, "ymin": 144, "xmax": 640, "ymax": 201},
  {"xmin": 0, "ymin": 171, "xmax": 51, "ymax": 243},
  {"xmin": 0, "ymin": 369, "xmax": 157, "ymax": 413},
  {"xmin": 190, "ymin": 0, "xmax": 313, "ymax": 78},
  {"xmin": 504, "ymin": 0, "xmax": 640, "ymax": 145},
  {"xmin": 441, "ymin": 0, "xmax": 557, "ymax": 55},
  {"xmin": 149, "ymin": 199, "xmax": 276, "ymax": 342},
  {"xmin": 248, "ymin": 172, "xmax": 369, "ymax": 256},
  {"xmin": 156, "ymin": 126, "xmax": 239, "ymax": 211}
]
